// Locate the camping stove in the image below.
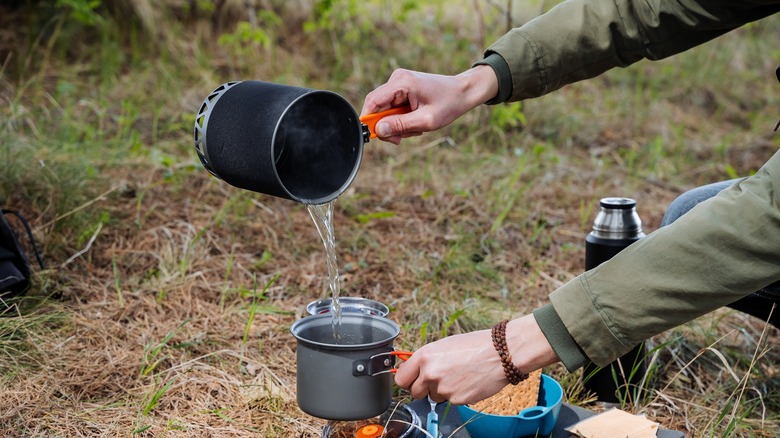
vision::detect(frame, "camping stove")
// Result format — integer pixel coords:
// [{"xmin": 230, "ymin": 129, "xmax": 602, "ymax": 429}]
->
[
  {"xmin": 321, "ymin": 399, "xmax": 471, "ymax": 438},
  {"xmin": 321, "ymin": 402, "xmax": 421, "ymax": 438}
]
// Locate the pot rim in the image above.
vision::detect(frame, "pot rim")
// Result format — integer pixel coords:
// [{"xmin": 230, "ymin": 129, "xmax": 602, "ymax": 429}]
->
[
  {"xmin": 306, "ymin": 296, "xmax": 390, "ymax": 317},
  {"xmin": 291, "ymin": 313, "xmax": 400, "ymax": 351},
  {"xmin": 271, "ymin": 89, "xmax": 364, "ymax": 205}
]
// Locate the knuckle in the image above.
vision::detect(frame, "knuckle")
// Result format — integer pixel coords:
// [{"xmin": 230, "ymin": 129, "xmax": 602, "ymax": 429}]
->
[
  {"xmin": 390, "ymin": 68, "xmax": 412, "ymax": 79},
  {"xmin": 418, "ymin": 112, "xmax": 437, "ymax": 130},
  {"xmin": 410, "ymin": 384, "xmax": 427, "ymax": 400},
  {"xmin": 393, "ymin": 118, "xmax": 409, "ymax": 134}
]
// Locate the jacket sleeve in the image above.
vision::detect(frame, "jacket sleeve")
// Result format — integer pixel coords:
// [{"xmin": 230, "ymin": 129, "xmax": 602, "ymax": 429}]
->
[
  {"xmin": 548, "ymin": 150, "xmax": 780, "ymax": 368},
  {"xmin": 477, "ymin": 0, "xmax": 780, "ymax": 102}
]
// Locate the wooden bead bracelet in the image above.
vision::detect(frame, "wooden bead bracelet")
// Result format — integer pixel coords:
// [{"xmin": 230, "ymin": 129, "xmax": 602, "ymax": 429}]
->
[{"xmin": 491, "ymin": 319, "xmax": 529, "ymax": 385}]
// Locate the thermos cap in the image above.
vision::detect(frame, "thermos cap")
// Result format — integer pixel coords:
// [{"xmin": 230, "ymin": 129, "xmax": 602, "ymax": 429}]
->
[
  {"xmin": 590, "ymin": 197, "xmax": 645, "ymax": 240},
  {"xmin": 599, "ymin": 197, "xmax": 636, "ymax": 210}
]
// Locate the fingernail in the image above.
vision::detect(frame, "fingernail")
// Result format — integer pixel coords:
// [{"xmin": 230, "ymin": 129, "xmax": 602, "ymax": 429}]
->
[{"xmin": 376, "ymin": 122, "xmax": 390, "ymax": 138}]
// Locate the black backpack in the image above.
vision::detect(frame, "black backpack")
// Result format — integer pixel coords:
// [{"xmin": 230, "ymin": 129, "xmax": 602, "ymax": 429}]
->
[{"xmin": 0, "ymin": 209, "xmax": 45, "ymax": 298}]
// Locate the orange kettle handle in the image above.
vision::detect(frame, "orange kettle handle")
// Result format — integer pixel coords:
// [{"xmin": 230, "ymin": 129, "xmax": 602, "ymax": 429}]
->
[{"xmin": 359, "ymin": 106, "xmax": 412, "ymax": 139}]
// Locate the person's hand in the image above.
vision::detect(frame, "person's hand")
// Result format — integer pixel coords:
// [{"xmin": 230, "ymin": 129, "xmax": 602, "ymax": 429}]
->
[
  {"xmin": 361, "ymin": 65, "xmax": 499, "ymax": 144},
  {"xmin": 394, "ymin": 314, "xmax": 560, "ymax": 405},
  {"xmin": 395, "ymin": 328, "xmax": 506, "ymax": 405}
]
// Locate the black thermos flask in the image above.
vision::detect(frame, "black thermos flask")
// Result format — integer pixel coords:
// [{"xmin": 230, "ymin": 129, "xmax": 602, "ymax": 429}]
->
[{"xmin": 582, "ymin": 197, "xmax": 647, "ymax": 403}]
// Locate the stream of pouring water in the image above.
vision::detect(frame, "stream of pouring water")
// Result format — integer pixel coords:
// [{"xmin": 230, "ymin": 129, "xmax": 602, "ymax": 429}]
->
[{"xmin": 307, "ymin": 201, "xmax": 343, "ymax": 339}]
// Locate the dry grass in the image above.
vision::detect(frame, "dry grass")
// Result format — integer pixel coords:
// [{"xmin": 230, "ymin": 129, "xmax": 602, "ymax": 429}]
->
[
  {"xmin": 2, "ymin": 146, "xmax": 777, "ymax": 436},
  {"xmin": 1, "ymin": 1, "xmax": 778, "ymax": 437}
]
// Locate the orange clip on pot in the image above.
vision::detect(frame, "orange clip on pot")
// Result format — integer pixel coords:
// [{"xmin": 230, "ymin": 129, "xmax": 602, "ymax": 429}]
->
[
  {"xmin": 389, "ymin": 351, "xmax": 413, "ymax": 374},
  {"xmin": 359, "ymin": 105, "xmax": 412, "ymax": 139}
]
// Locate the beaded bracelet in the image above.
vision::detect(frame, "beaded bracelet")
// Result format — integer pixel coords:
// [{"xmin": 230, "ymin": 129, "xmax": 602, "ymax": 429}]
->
[{"xmin": 491, "ymin": 319, "xmax": 529, "ymax": 385}]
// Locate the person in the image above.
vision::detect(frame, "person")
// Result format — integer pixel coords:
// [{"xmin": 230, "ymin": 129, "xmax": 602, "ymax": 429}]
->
[{"xmin": 360, "ymin": 0, "xmax": 780, "ymax": 406}]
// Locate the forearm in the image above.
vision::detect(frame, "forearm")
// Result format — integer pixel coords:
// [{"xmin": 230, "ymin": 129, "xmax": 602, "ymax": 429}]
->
[
  {"xmin": 506, "ymin": 314, "xmax": 561, "ymax": 374},
  {"xmin": 456, "ymin": 64, "xmax": 500, "ymax": 110}
]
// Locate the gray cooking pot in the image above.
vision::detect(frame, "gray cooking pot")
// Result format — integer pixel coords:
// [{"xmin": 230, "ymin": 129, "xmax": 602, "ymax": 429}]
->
[{"xmin": 291, "ymin": 313, "xmax": 401, "ymax": 421}]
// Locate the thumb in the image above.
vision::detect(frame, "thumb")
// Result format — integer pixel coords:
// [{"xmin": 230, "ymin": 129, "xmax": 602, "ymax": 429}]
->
[
  {"xmin": 375, "ymin": 112, "xmax": 428, "ymax": 139},
  {"xmin": 375, "ymin": 120, "xmax": 394, "ymax": 138}
]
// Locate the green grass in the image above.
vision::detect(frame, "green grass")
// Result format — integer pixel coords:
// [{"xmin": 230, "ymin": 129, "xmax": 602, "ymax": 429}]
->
[{"xmin": 0, "ymin": 1, "xmax": 778, "ymax": 436}]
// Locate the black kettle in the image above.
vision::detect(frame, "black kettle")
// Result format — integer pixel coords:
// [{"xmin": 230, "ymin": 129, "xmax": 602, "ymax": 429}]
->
[{"xmin": 194, "ymin": 80, "xmax": 408, "ymax": 204}]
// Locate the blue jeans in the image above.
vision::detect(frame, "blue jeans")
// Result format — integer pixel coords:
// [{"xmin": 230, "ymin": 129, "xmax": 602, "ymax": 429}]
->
[{"xmin": 661, "ymin": 180, "xmax": 780, "ymax": 326}]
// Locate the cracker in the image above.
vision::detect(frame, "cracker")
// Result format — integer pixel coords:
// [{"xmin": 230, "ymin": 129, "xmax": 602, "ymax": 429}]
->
[{"xmin": 469, "ymin": 369, "xmax": 542, "ymax": 416}]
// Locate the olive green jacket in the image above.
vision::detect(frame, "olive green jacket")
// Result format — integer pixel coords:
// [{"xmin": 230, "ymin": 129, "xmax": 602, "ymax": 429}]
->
[{"xmin": 475, "ymin": 0, "xmax": 780, "ymax": 370}]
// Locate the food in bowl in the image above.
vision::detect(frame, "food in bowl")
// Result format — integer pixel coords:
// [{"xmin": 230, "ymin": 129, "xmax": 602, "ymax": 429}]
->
[{"xmin": 469, "ymin": 369, "xmax": 542, "ymax": 415}]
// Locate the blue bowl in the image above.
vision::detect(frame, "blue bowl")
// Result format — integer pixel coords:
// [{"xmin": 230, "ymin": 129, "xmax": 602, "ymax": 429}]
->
[{"xmin": 456, "ymin": 374, "xmax": 563, "ymax": 438}]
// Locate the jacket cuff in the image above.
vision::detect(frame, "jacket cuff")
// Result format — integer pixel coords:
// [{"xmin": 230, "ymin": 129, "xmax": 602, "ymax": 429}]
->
[
  {"xmin": 472, "ymin": 52, "xmax": 512, "ymax": 105},
  {"xmin": 532, "ymin": 303, "xmax": 589, "ymax": 372},
  {"xmin": 549, "ymin": 274, "xmax": 630, "ymax": 367}
]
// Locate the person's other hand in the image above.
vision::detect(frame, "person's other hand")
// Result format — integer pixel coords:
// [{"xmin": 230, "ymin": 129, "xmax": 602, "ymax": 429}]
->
[
  {"xmin": 394, "ymin": 314, "xmax": 559, "ymax": 405},
  {"xmin": 361, "ymin": 65, "xmax": 498, "ymax": 144},
  {"xmin": 394, "ymin": 328, "xmax": 505, "ymax": 405}
]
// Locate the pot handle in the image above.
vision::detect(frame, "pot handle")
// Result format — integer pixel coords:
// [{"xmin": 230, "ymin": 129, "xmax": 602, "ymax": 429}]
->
[
  {"xmin": 388, "ymin": 351, "xmax": 413, "ymax": 373},
  {"xmin": 359, "ymin": 106, "xmax": 412, "ymax": 140},
  {"xmin": 352, "ymin": 351, "xmax": 413, "ymax": 377}
]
